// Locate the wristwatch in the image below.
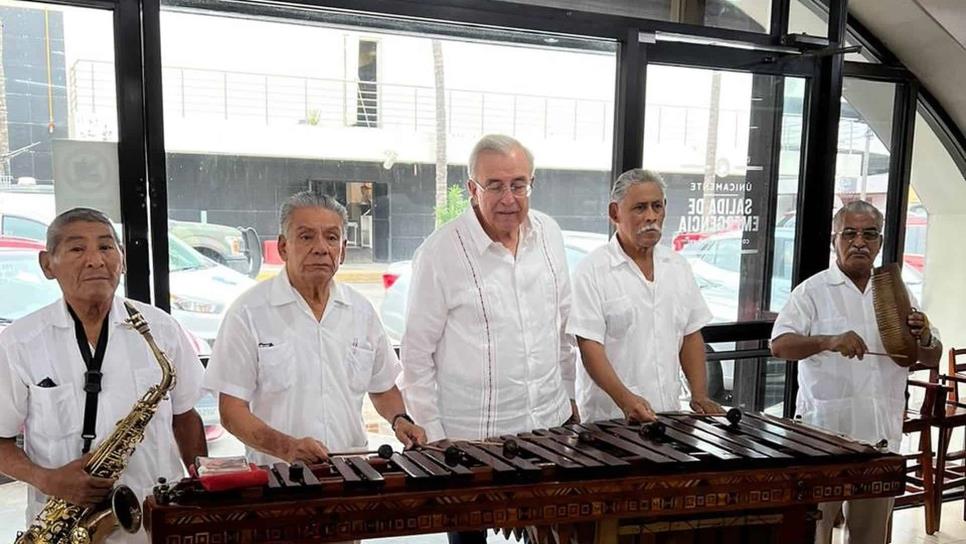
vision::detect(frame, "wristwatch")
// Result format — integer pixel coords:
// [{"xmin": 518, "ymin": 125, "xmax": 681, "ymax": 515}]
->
[
  {"xmin": 920, "ymin": 334, "xmax": 938, "ymax": 349},
  {"xmin": 391, "ymin": 413, "xmax": 414, "ymax": 430}
]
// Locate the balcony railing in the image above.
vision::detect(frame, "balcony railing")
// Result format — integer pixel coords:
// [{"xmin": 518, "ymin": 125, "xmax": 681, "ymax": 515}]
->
[{"xmin": 70, "ymin": 59, "xmax": 612, "ymax": 143}]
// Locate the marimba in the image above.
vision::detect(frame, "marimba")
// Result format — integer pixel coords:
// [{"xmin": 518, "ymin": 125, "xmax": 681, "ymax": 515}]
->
[{"xmin": 144, "ymin": 410, "xmax": 905, "ymax": 544}]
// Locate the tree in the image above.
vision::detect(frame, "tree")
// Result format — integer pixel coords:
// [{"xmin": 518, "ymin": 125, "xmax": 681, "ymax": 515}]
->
[{"xmin": 435, "ymin": 185, "xmax": 468, "ymax": 225}]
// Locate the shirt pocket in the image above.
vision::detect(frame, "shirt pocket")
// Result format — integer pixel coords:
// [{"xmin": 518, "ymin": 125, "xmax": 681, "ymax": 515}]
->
[
  {"xmin": 814, "ymin": 317, "xmax": 848, "ymax": 336},
  {"xmin": 27, "ymin": 384, "xmax": 79, "ymax": 439},
  {"xmin": 603, "ymin": 295, "xmax": 634, "ymax": 337},
  {"xmin": 256, "ymin": 344, "xmax": 295, "ymax": 393},
  {"xmin": 347, "ymin": 342, "xmax": 376, "ymax": 394}
]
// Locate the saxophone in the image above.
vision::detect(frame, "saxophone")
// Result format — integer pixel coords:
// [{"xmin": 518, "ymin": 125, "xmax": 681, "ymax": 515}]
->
[{"xmin": 15, "ymin": 301, "xmax": 177, "ymax": 544}]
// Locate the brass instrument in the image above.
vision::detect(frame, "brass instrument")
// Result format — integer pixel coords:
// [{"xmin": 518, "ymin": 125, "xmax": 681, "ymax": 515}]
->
[{"xmin": 15, "ymin": 301, "xmax": 177, "ymax": 544}]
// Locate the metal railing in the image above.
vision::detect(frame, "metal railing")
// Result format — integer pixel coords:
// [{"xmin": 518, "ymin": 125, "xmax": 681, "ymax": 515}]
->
[
  {"xmin": 70, "ymin": 59, "xmax": 612, "ymax": 143},
  {"xmin": 68, "ymin": 59, "xmax": 885, "ymax": 157}
]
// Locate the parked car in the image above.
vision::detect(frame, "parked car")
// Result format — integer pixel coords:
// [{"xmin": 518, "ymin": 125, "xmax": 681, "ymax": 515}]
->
[
  {"xmin": 679, "ymin": 226, "xmax": 925, "ymax": 313},
  {"xmin": 0, "ymin": 207, "xmax": 262, "ymax": 279},
  {"xmin": 169, "ymin": 219, "xmax": 262, "ymax": 278}
]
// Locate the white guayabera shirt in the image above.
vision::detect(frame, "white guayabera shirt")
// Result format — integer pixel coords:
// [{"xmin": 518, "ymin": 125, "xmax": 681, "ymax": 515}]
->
[
  {"xmin": 398, "ymin": 208, "xmax": 577, "ymax": 442},
  {"xmin": 205, "ymin": 271, "xmax": 400, "ymax": 466},
  {"xmin": 568, "ymin": 237, "xmax": 713, "ymax": 422},
  {"xmin": 0, "ymin": 296, "xmax": 204, "ymax": 544},
  {"xmin": 771, "ymin": 264, "xmax": 938, "ymax": 452}
]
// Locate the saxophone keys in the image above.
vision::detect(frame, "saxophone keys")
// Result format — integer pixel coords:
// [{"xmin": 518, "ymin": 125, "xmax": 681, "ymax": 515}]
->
[{"xmin": 70, "ymin": 526, "xmax": 91, "ymax": 544}]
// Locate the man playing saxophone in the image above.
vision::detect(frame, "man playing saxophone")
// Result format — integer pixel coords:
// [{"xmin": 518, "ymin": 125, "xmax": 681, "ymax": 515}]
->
[{"xmin": 0, "ymin": 208, "xmax": 207, "ymax": 543}]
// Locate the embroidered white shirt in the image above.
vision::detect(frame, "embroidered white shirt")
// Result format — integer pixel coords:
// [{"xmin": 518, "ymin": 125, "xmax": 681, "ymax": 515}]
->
[{"xmin": 398, "ymin": 208, "xmax": 576, "ymax": 442}]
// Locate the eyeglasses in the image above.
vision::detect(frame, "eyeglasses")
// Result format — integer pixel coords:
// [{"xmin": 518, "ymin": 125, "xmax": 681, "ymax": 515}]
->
[
  {"xmin": 836, "ymin": 228, "xmax": 881, "ymax": 242},
  {"xmin": 472, "ymin": 179, "xmax": 533, "ymax": 198}
]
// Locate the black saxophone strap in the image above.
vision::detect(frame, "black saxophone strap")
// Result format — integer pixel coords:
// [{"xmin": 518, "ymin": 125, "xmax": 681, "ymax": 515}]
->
[{"xmin": 66, "ymin": 304, "xmax": 110, "ymax": 454}]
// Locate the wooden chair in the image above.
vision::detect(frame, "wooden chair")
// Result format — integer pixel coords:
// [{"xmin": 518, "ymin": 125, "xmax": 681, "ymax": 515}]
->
[
  {"xmin": 931, "ymin": 348, "xmax": 966, "ymax": 528},
  {"xmin": 895, "ymin": 376, "xmax": 948, "ymax": 535}
]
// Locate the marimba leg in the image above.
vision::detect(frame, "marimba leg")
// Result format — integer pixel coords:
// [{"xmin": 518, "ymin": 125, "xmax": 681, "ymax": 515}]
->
[{"xmin": 594, "ymin": 518, "xmax": 619, "ymax": 544}]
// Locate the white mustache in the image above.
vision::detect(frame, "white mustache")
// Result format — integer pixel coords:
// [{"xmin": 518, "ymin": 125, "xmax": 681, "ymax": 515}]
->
[{"xmin": 637, "ymin": 225, "xmax": 662, "ymax": 235}]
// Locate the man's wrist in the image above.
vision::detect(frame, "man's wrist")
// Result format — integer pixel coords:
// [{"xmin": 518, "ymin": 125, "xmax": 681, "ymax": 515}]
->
[
  {"xmin": 391, "ymin": 413, "xmax": 414, "ymax": 431},
  {"xmin": 920, "ymin": 333, "xmax": 937, "ymax": 349}
]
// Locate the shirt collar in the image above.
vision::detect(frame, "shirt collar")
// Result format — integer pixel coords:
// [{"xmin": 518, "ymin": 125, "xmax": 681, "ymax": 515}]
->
[
  {"xmin": 269, "ymin": 267, "xmax": 351, "ymax": 309},
  {"xmin": 462, "ymin": 207, "xmax": 534, "ymax": 256},
  {"xmin": 606, "ymin": 234, "xmax": 669, "ymax": 269},
  {"xmin": 50, "ymin": 295, "xmax": 130, "ymax": 329},
  {"xmin": 825, "ymin": 262, "xmax": 850, "ymax": 286}
]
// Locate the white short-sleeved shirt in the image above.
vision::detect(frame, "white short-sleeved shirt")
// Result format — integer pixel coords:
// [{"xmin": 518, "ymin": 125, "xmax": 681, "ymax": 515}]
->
[
  {"xmin": 0, "ymin": 296, "xmax": 205, "ymax": 543},
  {"xmin": 771, "ymin": 264, "xmax": 938, "ymax": 451},
  {"xmin": 204, "ymin": 271, "xmax": 400, "ymax": 465},
  {"xmin": 568, "ymin": 237, "xmax": 713, "ymax": 421},
  {"xmin": 397, "ymin": 208, "xmax": 576, "ymax": 442}
]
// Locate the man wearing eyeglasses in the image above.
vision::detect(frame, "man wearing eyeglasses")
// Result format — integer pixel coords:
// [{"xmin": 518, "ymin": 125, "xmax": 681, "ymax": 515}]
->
[
  {"xmin": 771, "ymin": 200, "xmax": 941, "ymax": 544},
  {"xmin": 398, "ymin": 134, "xmax": 577, "ymax": 544}
]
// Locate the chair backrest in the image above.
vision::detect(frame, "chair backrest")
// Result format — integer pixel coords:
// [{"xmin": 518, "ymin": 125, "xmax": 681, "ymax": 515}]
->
[
  {"xmin": 906, "ymin": 379, "xmax": 950, "ymax": 425},
  {"xmin": 948, "ymin": 348, "xmax": 966, "ymax": 403}
]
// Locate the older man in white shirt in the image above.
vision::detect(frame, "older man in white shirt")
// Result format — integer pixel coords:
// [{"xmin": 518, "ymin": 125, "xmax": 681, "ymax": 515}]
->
[
  {"xmin": 771, "ymin": 200, "xmax": 941, "ymax": 544},
  {"xmin": 205, "ymin": 192, "xmax": 425, "ymax": 469},
  {"xmin": 567, "ymin": 169, "xmax": 721, "ymax": 423},
  {"xmin": 0, "ymin": 208, "xmax": 206, "ymax": 544},
  {"xmin": 398, "ymin": 134, "xmax": 576, "ymax": 544}
]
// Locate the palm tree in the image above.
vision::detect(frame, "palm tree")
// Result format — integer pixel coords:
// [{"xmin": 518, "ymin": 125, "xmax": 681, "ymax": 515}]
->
[
  {"xmin": 0, "ymin": 20, "xmax": 10, "ymax": 180},
  {"xmin": 432, "ymin": 39, "xmax": 448, "ymax": 224}
]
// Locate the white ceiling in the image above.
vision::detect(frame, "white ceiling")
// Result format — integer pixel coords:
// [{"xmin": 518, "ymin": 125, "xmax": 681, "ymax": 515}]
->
[{"xmin": 848, "ymin": 0, "xmax": 966, "ymax": 137}]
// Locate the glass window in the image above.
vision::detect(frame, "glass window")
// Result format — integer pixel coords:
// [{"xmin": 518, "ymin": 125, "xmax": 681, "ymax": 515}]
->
[
  {"xmin": 157, "ymin": 4, "xmax": 615, "ymax": 343},
  {"xmin": 0, "ymin": 0, "xmax": 119, "ymax": 330},
  {"xmin": 833, "ymin": 78, "xmax": 895, "ymax": 245},
  {"xmin": 644, "ymin": 65, "xmax": 805, "ymax": 323},
  {"xmin": 0, "ymin": 1, "xmax": 121, "ymax": 539},
  {"xmin": 492, "ymin": 0, "xmax": 772, "ymax": 33}
]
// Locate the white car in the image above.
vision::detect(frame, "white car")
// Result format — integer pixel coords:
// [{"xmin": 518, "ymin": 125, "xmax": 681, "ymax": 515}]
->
[{"xmin": 167, "ymin": 235, "xmax": 255, "ymax": 344}]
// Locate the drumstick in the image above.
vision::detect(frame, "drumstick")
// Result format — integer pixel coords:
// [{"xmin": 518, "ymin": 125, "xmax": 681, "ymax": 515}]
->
[
  {"xmin": 866, "ymin": 351, "xmax": 909, "ymax": 359},
  {"xmin": 326, "ymin": 444, "xmax": 395, "ymax": 460}
]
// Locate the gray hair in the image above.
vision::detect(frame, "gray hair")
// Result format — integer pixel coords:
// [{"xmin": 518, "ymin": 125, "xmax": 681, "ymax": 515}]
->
[
  {"xmin": 279, "ymin": 191, "xmax": 348, "ymax": 236},
  {"xmin": 610, "ymin": 169, "xmax": 667, "ymax": 203},
  {"xmin": 833, "ymin": 200, "xmax": 884, "ymax": 232},
  {"xmin": 468, "ymin": 134, "xmax": 535, "ymax": 180},
  {"xmin": 46, "ymin": 207, "xmax": 121, "ymax": 252}
]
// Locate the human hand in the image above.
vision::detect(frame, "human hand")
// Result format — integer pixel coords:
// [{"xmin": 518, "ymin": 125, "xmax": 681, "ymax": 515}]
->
[{"xmin": 39, "ymin": 454, "xmax": 114, "ymax": 507}]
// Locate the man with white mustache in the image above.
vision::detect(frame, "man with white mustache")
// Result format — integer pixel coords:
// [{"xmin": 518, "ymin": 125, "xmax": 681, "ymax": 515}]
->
[
  {"xmin": 568, "ymin": 169, "xmax": 722, "ymax": 423},
  {"xmin": 771, "ymin": 200, "xmax": 941, "ymax": 544}
]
